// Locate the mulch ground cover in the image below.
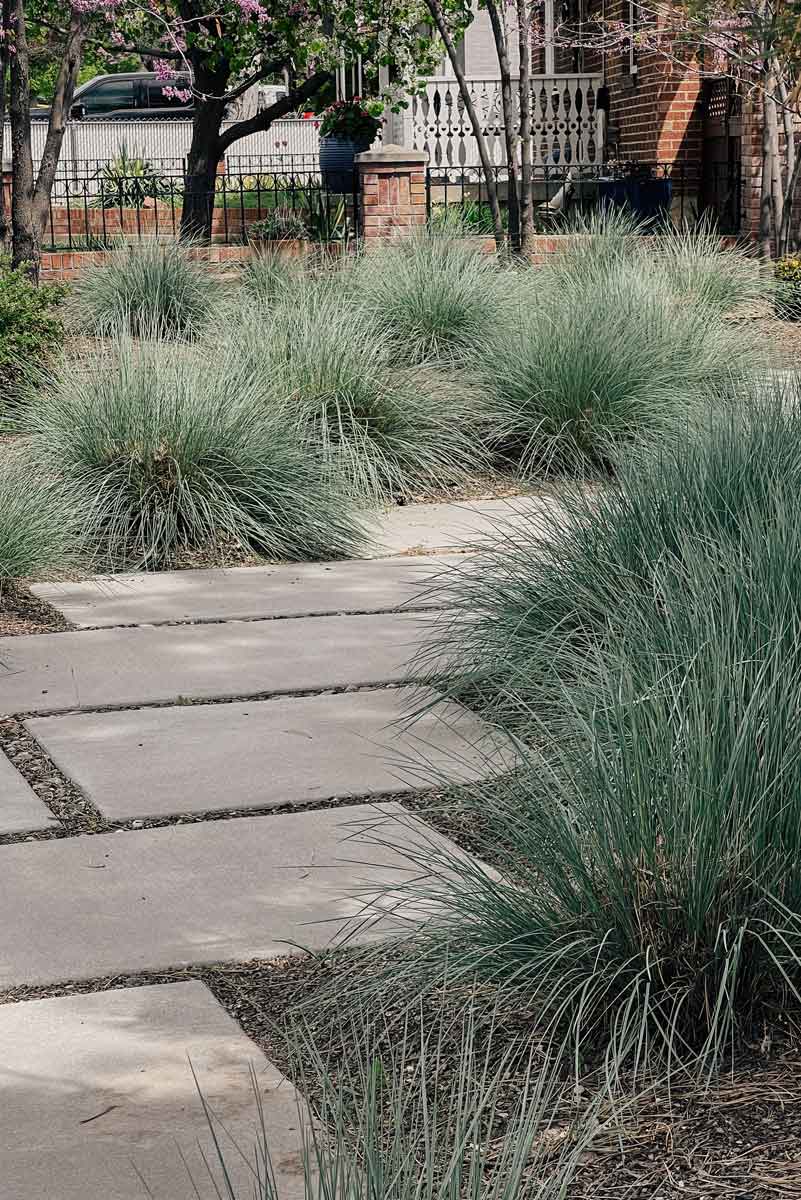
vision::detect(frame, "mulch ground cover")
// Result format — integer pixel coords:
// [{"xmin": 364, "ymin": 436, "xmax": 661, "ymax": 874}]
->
[{"xmin": 3, "ymin": 948, "xmax": 801, "ymax": 1199}]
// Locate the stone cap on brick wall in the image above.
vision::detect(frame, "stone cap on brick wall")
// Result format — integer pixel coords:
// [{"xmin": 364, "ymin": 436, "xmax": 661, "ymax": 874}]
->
[{"xmin": 355, "ymin": 144, "xmax": 427, "ymax": 166}]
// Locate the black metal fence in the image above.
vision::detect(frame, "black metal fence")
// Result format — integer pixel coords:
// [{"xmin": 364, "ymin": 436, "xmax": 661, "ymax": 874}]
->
[
  {"xmin": 426, "ymin": 161, "xmax": 743, "ymax": 236},
  {"xmin": 45, "ymin": 156, "xmax": 359, "ymax": 251}
]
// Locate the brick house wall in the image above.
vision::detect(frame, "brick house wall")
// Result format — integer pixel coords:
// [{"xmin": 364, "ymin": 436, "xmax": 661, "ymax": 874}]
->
[{"xmin": 599, "ymin": 0, "xmax": 703, "ymax": 182}]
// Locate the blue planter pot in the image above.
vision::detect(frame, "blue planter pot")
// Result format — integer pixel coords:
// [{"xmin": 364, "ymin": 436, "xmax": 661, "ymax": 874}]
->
[
  {"xmin": 319, "ymin": 136, "xmax": 371, "ymax": 193},
  {"xmin": 598, "ymin": 176, "xmax": 672, "ymax": 222}
]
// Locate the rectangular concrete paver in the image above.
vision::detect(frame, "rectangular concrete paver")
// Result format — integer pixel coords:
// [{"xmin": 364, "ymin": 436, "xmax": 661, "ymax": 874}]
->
[
  {"xmin": 0, "ymin": 980, "xmax": 309, "ymax": 1200},
  {"xmin": 0, "ymin": 748, "xmax": 57, "ymax": 834},
  {"xmin": 0, "ymin": 802, "xmax": 464, "ymax": 986},
  {"xmin": 26, "ymin": 686, "xmax": 515, "ymax": 821},
  {"xmin": 370, "ymin": 496, "xmax": 561, "ymax": 555},
  {"xmin": 31, "ymin": 555, "xmax": 463, "ymax": 629},
  {"xmin": 0, "ymin": 612, "xmax": 438, "ymax": 715}
]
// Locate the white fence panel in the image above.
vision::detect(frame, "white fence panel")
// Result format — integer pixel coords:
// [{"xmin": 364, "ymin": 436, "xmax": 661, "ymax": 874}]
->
[
  {"xmin": 408, "ymin": 75, "xmax": 605, "ymax": 169},
  {"xmin": 3, "ymin": 117, "xmax": 321, "ymax": 175}
]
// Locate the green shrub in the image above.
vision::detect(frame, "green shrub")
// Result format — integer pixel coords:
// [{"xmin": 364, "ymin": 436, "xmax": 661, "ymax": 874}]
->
[
  {"xmin": 0, "ymin": 257, "xmax": 65, "ymax": 403},
  {"xmin": 248, "ymin": 207, "xmax": 308, "ymax": 241},
  {"xmin": 22, "ymin": 332, "xmax": 366, "ymax": 570},
  {"xmin": 91, "ymin": 143, "xmax": 175, "ymax": 209},
  {"xmin": 429, "ymin": 199, "xmax": 506, "ymax": 236},
  {"xmin": 221, "ymin": 280, "xmax": 493, "ymax": 502},
  {"xmin": 403, "ymin": 386, "xmax": 801, "ymax": 1075},
  {"xmin": 71, "ymin": 240, "xmax": 219, "ymax": 338},
  {"xmin": 0, "ymin": 449, "xmax": 80, "ymax": 587},
  {"xmin": 774, "ymin": 255, "xmax": 801, "ymax": 320},
  {"xmin": 484, "ymin": 259, "xmax": 763, "ymax": 475},
  {"xmin": 353, "ymin": 230, "xmax": 515, "ymax": 364}
]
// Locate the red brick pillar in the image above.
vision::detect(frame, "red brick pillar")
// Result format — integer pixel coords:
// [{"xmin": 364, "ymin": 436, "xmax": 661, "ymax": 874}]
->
[{"xmin": 355, "ymin": 145, "xmax": 427, "ymax": 244}]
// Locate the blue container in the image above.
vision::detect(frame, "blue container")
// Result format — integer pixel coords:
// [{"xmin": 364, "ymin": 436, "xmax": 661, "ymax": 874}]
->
[
  {"xmin": 598, "ymin": 176, "xmax": 672, "ymax": 221},
  {"xmin": 319, "ymin": 136, "xmax": 371, "ymax": 193}
]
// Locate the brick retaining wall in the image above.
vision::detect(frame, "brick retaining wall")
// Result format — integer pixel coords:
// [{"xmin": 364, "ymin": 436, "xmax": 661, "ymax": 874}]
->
[
  {"xmin": 40, "ymin": 244, "xmax": 253, "ymax": 282},
  {"xmin": 39, "ymin": 234, "xmax": 658, "ymax": 283}
]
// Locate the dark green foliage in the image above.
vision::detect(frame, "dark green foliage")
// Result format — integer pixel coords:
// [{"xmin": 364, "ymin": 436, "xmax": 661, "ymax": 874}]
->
[
  {"xmin": 0, "ymin": 258, "xmax": 65, "ymax": 402},
  {"xmin": 0, "ymin": 450, "xmax": 81, "ymax": 585}
]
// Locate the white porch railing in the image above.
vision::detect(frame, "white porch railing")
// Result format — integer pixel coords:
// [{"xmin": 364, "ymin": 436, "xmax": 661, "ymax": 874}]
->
[{"xmin": 406, "ymin": 75, "xmax": 605, "ymax": 169}]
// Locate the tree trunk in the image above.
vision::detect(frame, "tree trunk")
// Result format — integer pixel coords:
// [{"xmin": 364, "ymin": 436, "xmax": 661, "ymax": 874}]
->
[
  {"xmin": 517, "ymin": 0, "xmax": 534, "ymax": 255},
  {"xmin": 180, "ymin": 93, "xmax": 227, "ymax": 242},
  {"xmin": 8, "ymin": 0, "xmax": 38, "ymax": 278},
  {"xmin": 777, "ymin": 73, "xmax": 798, "ymax": 256},
  {"xmin": 767, "ymin": 78, "xmax": 784, "ymax": 247},
  {"xmin": 759, "ymin": 66, "xmax": 777, "ymax": 258},
  {"xmin": 0, "ymin": 0, "xmax": 10, "ymax": 250},
  {"xmin": 423, "ymin": 0, "xmax": 505, "ymax": 248},
  {"xmin": 31, "ymin": 7, "xmax": 83, "ymax": 235},
  {"xmin": 177, "ymin": 59, "xmax": 330, "ymax": 242},
  {"xmin": 485, "ymin": 0, "xmax": 520, "ymax": 252}
]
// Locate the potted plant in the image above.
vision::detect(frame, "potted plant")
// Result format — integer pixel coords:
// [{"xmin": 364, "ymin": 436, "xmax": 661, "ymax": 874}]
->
[
  {"xmin": 775, "ymin": 256, "xmax": 801, "ymax": 320},
  {"xmin": 248, "ymin": 207, "xmax": 309, "ymax": 258},
  {"xmin": 318, "ymin": 97, "xmax": 382, "ymax": 192}
]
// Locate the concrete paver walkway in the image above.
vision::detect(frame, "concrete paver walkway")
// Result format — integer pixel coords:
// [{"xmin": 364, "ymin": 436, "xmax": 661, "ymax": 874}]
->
[
  {"xmin": 27, "ymin": 686, "xmax": 515, "ymax": 821},
  {"xmin": 0, "ymin": 981, "xmax": 309, "ymax": 1200},
  {"xmin": 0, "ymin": 802, "xmax": 462, "ymax": 987},
  {"xmin": 31, "ymin": 554, "xmax": 464, "ymax": 628},
  {"xmin": 0, "ymin": 498, "xmax": 530, "ymax": 1198},
  {"xmin": 0, "ymin": 749, "xmax": 58, "ymax": 834},
  {"xmin": 0, "ymin": 611, "xmax": 442, "ymax": 714}
]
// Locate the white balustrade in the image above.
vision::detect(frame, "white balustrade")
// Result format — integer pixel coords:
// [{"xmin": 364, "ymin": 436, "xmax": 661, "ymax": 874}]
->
[{"xmin": 407, "ymin": 75, "xmax": 604, "ymax": 169}]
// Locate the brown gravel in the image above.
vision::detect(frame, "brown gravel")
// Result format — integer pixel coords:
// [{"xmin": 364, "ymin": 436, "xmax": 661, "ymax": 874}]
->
[
  {"xmin": 754, "ymin": 313, "xmax": 801, "ymax": 370},
  {"xmin": 0, "ymin": 584, "xmax": 74, "ymax": 637}
]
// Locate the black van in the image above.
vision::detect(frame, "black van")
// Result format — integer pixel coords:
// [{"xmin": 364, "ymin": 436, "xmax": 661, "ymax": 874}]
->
[{"xmin": 32, "ymin": 72, "xmax": 195, "ymax": 121}]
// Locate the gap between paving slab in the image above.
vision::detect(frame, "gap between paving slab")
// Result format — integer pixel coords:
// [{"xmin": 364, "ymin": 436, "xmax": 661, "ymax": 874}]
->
[
  {"xmin": 0, "ymin": 801, "xmax": 470, "ymax": 987},
  {"xmin": 31, "ymin": 555, "xmax": 465, "ymax": 630},
  {"xmin": 25, "ymin": 685, "xmax": 516, "ymax": 822},
  {"xmin": 0, "ymin": 611, "xmax": 445, "ymax": 716},
  {"xmin": 0, "ymin": 745, "xmax": 59, "ymax": 834},
  {"xmin": 0, "ymin": 979, "xmax": 309, "ymax": 1200}
]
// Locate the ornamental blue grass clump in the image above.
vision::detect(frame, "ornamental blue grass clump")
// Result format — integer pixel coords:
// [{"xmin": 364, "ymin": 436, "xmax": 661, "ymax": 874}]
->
[
  {"xmin": 22, "ymin": 329, "xmax": 367, "ymax": 570},
  {"xmin": 396, "ymin": 385, "xmax": 801, "ymax": 1077},
  {"xmin": 71, "ymin": 240, "xmax": 220, "ymax": 338}
]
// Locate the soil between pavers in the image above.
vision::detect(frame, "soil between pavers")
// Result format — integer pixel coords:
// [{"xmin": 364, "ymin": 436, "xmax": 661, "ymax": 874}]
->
[
  {"xmin": 0, "ymin": 746, "xmax": 59, "ymax": 834},
  {"xmin": 0, "ymin": 979, "xmax": 309, "ymax": 1200},
  {"xmin": 0, "ymin": 611, "xmax": 446, "ymax": 716},
  {"xmin": 25, "ymin": 686, "xmax": 517, "ymax": 822},
  {"xmin": 0, "ymin": 801, "xmax": 473, "ymax": 988}
]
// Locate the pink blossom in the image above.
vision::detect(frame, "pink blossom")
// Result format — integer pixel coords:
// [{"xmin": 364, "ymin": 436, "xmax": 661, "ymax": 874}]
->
[
  {"xmin": 154, "ymin": 58, "xmax": 176, "ymax": 82},
  {"xmin": 232, "ymin": 0, "xmax": 271, "ymax": 22},
  {"xmin": 69, "ymin": 0, "xmax": 119, "ymax": 11},
  {"xmin": 163, "ymin": 86, "xmax": 193, "ymax": 103}
]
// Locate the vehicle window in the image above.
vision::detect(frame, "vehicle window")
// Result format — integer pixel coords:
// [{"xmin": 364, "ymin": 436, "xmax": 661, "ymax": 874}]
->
[
  {"xmin": 146, "ymin": 81, "xmax": 192, "ymax": 109},
  {"xmin": 79, "ymin": 79, "xmax": 137, "ymax": 115}
]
